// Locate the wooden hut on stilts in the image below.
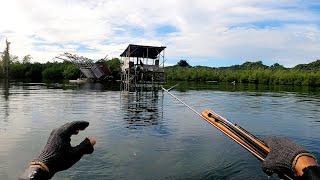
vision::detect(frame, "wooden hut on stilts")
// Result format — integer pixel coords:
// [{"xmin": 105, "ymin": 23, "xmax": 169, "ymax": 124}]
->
[{"xmin": 120, "ymin": 44, "xmax": 166, "ymax": 91}]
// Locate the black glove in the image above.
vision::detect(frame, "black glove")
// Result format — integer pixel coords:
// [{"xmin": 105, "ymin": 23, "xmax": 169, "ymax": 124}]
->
[
  {"xmin": 20, "ymin": 121, "xmax": 95, "ymax": 179},
  {"xmin": 262, "ymin": 137, "xmax": 312, "ymax": 178}
]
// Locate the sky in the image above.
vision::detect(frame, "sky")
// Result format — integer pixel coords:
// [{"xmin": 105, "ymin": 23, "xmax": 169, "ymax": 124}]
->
[{"xmin": 0, "ymin": 0, "xmax": 320, "ymax": 67}]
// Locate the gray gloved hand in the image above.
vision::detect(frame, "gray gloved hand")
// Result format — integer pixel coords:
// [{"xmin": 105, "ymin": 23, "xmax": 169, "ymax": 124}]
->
[
  {"xmin": 20, "ymin": 121, "xmax": 95, "ymax": 179},
  {"xmin": 262, "ymin": 137, "xmax": 309, "ymax": 178}
]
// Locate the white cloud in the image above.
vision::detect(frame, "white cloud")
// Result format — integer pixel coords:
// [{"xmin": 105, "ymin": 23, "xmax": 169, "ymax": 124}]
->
[{"xmin": 0, "ymin": 0, "xmax": 319, "ymax": 67}]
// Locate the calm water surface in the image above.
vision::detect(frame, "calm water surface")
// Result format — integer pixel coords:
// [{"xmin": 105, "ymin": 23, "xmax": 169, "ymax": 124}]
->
[{"xmin": 0, "ymin": 81, "xmax": 319, "ymax": 180}]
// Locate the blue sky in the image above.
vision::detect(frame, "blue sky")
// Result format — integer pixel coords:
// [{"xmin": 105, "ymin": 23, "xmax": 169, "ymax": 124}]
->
[{"xmin": 0, "ymin": 0, "xmax": 320, "ymax": 67}]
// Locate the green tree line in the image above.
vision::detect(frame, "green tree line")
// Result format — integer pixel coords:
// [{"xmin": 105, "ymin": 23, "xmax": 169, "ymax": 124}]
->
[
  {"xmin": 0, "ymin": 58, "xmax": 123, "ymax": 80},
  {"xmin": 165, "ymin": 60, "xmax": 320, "ymax": 87},
  {"xmin": 4, "ymin": 60, "xmax": 80, "ymax": 80},
  {"xmin": 1, "ymin": 56, "xmax": 320, "ymax": 87}
]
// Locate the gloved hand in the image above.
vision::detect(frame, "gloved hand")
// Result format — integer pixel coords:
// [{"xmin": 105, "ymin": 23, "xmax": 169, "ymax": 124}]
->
[
  {"xmin": 20, "ymin": 121, "xmax": 96, "ymax": 180},
  {"xmin": 262, "ymin": 137, "xmax": 315, "ymax": 178}
]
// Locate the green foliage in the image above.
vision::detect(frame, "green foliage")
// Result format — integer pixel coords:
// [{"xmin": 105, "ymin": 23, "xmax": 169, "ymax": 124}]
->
[
  {"xmin": 165, "ymin": 60, "xmax": 320, "ymax": 87},
  {"xmin": 177, "ymin": 60, "xmax": 191, "ymax": 67},
  {"xmin": 10, "ymin": 62, "xmax": 28, "ymax": 79},
  {"xmin": 28, "ymin": 62, "xmax": 43, "ymax": 79},
  {"xmin": 9, "ymin": 62, "xmax": 43, "ymax": 79},
  {"xmin": 0, "ymin": 56, "xmax": 3, "ymax": 77},
  {"xmin": 106, "ymin": 58, "xmax": 121, "ymax": 79},
  {"xmin": 223, "ymin": 61, "xmax": 268, "ymax": 70},
  {"xmin": 63, "ymin": 64, "xmax": 80, "ymax": 79},
  {"xmin": 293, "ymin": 60, "xmax": 320, "ymax": 71},
  {"xmin": 2, "ymin": 39, "xmax": 11, "ymax": 78},
  {"xmin": 22, "ymin": 55, "xmax": 32, "ymax": 64},
  {"xmin": 42, "ymin": 62, "xmax": 64, "ymax": 80},
  {"xmin": 5, "ymin": 60, "xmax": 80, "ymax": 80},
  {"xmin": 270, "ymin": 63, "xmax": 286, "ymax": 70}
]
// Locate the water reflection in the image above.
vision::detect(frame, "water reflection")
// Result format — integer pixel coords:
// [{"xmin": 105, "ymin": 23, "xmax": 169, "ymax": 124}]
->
[
  {"xmin": 77, "ymin": 82, "xmax": 106, "ymax": 91},
  {"xmin": 121, "ymin": 90, "xmax": 163, "ymax": 128},
  {"xmin": 1, "ymin": 79, "xmax": 9, "ymax": 101},
  {"xmin": 0, "ymin": 80, "xmax": 10, "ymax": 123},
  {"xmin": 167, "ymin": 81, "xmax": 320, "ymax": 95}
]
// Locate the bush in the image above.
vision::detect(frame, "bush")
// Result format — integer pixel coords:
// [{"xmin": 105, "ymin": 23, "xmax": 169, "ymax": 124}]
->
[
  {"xmin": 42, "ymin": 63, "xmax": 64, "ymax": 79},
  {"xmin": 63, "ymin": 65, "xmax": 80, "ymax": 79},
  {"xmin": 106, "ymin": 58, "xmax": 121, "ymax": 79}
]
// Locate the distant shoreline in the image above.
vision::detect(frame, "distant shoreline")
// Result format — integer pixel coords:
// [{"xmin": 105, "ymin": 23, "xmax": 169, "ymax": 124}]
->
[{"xmin": 1, "ymin": 60, "xmax": 319, "ymax": 87}]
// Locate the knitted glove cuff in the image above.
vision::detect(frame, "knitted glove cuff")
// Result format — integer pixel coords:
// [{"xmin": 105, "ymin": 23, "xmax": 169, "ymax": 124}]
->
[
  {"xmin": 292, "ymin": 152, "xmax": 318, "ymax": 170},
  {"xmin": 262, "ymin": 137, "xmax": 309, "ymax": 175}
]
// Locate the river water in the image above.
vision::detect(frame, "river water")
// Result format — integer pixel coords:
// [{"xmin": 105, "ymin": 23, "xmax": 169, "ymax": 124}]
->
[{"xmin": 0, "ymin": 81, "xmax": 319, "ymax": 180}]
